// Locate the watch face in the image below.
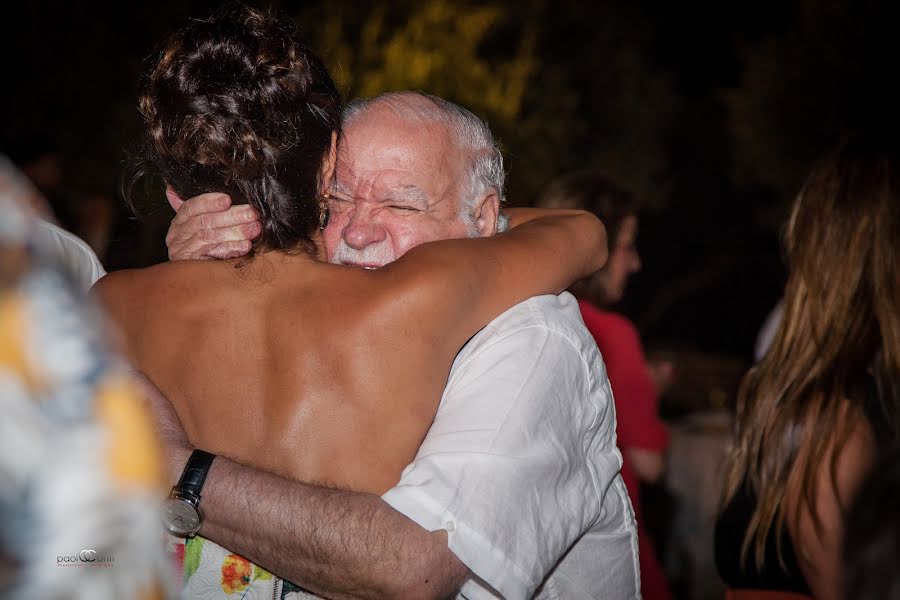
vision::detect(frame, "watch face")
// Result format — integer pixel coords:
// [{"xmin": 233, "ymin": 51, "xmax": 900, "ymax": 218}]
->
[{"xmin": 162, "ymin": 498, "xmax": 201, "ymax": 537}]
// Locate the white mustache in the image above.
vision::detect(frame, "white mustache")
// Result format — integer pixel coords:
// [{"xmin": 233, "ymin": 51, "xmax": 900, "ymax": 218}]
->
[{"xmin": 330, "ymin": 239, "xmax": 396, "ymax": 267}]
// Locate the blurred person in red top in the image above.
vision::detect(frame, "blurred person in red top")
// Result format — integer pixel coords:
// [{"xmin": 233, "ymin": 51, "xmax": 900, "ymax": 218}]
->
[{"xmin": 538, "ymin": 171, "xmax": 672, "ymax": 600}]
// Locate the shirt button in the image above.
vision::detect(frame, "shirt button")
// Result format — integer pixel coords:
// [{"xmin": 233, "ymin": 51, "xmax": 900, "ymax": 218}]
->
[{"xmin": 445, "ymin": 521, "xmax": 456, "ymax": 532}]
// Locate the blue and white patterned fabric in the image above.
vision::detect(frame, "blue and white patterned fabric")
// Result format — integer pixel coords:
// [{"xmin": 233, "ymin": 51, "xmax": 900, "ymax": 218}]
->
[{"xmin": 0, "ymin": 155, "xmax": 174, "ymax": 600}]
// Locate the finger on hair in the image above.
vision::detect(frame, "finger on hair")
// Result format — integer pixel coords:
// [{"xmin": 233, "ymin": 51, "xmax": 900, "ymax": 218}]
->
[
  {"xmin": 195, "ymin": 222, "xmax": 261, "ymax": 245},
  {"xmin": 167, "ymin": 210, "xmax": 220, "ymax": 248},
  {"xmin": 186, "ymin": 244, "xmax": 222, "ymax": 261},
  {"xmin": 171, "ymin": 193, "xmax": 232, "ymax": 225},
  {"xmin": 167, "ymin": 205, "xmax": 258, "ymax": 252},
  {"xmin": 208, "ymin": 240, "xmax": 253, "ymax": 260},
  {"xmin": 203, "ymin": 205, "xmax": 260, "ymax": 229},
  {"xmin": 168, "ymin": 240, "xmax": 220, "ymax": 261}
]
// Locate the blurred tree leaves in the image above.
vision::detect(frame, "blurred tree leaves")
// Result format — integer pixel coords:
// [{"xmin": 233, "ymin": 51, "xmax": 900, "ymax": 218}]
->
[
  {"xmin": 312, "ymin": 0, "xmax": 536, "ymax": 122},
  {"xmin": 293, "ymin": 0, "xmax": 678, "ymax": 208},
  {"xmin": 16, "ymin": 0, "xmax": 895, "ymax": 352},
  {"xmin": 3, "ymin": 0, "xmax": 680, "ymax": 214}
]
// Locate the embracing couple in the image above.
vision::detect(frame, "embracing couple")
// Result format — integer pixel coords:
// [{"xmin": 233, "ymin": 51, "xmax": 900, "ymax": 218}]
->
[{"xmin": 94, "ymin": 4, "xmax": 639, "ymax": 599}]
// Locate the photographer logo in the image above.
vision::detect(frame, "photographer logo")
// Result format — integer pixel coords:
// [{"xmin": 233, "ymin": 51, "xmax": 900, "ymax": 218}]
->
[{"xmin": 57, "ymin": 550, "xmax": 115, "ymax": 567}]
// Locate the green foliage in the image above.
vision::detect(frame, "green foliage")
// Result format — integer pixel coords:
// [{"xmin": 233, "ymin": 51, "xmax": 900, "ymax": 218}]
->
[
  {"xmin": 299, "ymin": 0, "xmax": 535, "ymax": 122},
  {"xmin": 294, "ymin": 0, "xmax": 678, "ymax": 208}
]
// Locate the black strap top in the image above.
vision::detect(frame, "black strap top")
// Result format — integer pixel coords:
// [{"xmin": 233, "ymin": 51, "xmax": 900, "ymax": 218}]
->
[
  {"xmin": 714, "ymin": 375, "xmax": 892, "ymax": 593},
  {"xmin": 714, "ymin": 479, "xmax": 812, "ymax": 594}
]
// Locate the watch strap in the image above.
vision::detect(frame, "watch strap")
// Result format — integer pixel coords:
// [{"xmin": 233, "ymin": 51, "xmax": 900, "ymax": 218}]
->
[{"xmin": 176, "ymin": 449, "xmax": 216, "ymax": 501}]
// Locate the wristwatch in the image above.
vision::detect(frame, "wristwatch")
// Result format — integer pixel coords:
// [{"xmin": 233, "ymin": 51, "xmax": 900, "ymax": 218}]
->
[{"xmin": 161, "ymin": 449, "xmax": 216, "ymax": 538}]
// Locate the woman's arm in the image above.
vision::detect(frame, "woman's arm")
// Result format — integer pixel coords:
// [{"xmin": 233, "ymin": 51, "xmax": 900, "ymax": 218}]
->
[
  {"xmin": 374, "ymin": 207, "xmax": 607, "ymax": 350},
  {"xmin": 588, "ymin": 311, "xmax": 669, "ymax": 484},
  {"xmin": 785, "ymin": 404, "xmax": 877, "ymax": 600}
]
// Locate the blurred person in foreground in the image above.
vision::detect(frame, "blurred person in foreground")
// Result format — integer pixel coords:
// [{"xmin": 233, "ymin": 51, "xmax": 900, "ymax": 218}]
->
[
  {"xmin": 2, "ymin": 141, "xmax": 105, "ymax": 290},
  {"xmin": 0, "ymin": 156, "xmax": 170, "ymax": 599},
  {"xmin": 537, "ymin": 171, "xmax": 672, "ymax": 600},
  {"xmin": 714, "ymin": 132, "xmax": 900, "ymax": 600},
  {"xmin": 95, "ymin": 5, "xmax": 638, "ymax": 599}
]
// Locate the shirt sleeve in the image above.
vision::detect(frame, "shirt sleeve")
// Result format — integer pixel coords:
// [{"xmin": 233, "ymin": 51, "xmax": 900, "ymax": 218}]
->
[
  {"xmin": 381, "ymin": 321, "xmax": 619, "ymax": 600},
  {"xmin": 36, "ymin": 220, "xmax": 107, "ymax": 291}
]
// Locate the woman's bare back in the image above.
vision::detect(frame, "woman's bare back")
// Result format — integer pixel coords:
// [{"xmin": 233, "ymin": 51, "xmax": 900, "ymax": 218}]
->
[{"xmin": 95, "ymin": 252, "xmax": 454, "ymax": 494}]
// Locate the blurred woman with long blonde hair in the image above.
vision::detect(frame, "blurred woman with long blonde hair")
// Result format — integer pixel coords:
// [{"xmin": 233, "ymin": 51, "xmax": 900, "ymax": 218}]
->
[{"xmin": 714, "ymin": 132, "xmax": 900, "ymax": 600}]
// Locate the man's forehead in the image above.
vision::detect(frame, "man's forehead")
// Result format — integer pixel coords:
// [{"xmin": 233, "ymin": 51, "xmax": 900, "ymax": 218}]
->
[
  {"xmin": 335, "ymin": 116, "xmax": 462, "ymax": 202},
  {"xmin": 332, "ymin": 169, "xmax": 429, "ymax": 203},
  {"xmin": 339, "ymin": 106, "xmax": 461, "ymax": 163}
]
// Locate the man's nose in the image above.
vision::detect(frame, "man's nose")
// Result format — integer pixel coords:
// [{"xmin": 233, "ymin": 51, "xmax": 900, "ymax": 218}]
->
[{"xmin": 342, "ymin": 209, "xmax": 387, "ymax": 250}]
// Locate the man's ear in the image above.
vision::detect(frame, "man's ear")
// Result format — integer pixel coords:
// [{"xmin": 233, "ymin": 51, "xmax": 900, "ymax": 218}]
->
[
  {"xmin": 319, "ymin": 131, "xmax": 339, "ymax": 194},
  {"xmin": 472, "ymin": 191, "xmax": 500, "ymax": 237},
  {"xmin": 165, "ymin": 186, "xmax": 185, "ymax": 213}
]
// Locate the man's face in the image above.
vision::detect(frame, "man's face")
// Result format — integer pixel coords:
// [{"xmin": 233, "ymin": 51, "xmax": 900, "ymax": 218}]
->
[{"xmin": 322, "ymin": 107, "xmax": 478, "ymax": 267}]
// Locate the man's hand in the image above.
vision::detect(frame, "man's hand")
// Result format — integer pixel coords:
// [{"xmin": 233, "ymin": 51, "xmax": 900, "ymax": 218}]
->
[
  {"xmin": 130, "ymin": 371, "xmax": 193, "ymax": 483},
  {"xmin": 166, "ymin": 192, "xmax": 262, "ymax": 261}
]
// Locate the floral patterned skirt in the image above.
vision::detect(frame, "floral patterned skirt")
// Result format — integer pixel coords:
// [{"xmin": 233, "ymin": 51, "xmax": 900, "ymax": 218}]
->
[{"xmin": 167, "ymin": 535, "xmax": 320, "ymax": 599}]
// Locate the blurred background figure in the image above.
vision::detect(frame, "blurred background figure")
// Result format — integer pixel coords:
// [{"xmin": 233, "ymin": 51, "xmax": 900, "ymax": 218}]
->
[
  {"xmin": 4, "ymin": 133, "xmax": 117, "ymax": 279},
  {"xmin": 0, "ymin": 155, "xmax": 172, "ymax": 599},
  {"xmin": 842, "ymin": 447, "xmax": 900, "ymax": 600},
  {"xmin": 537, "ymin": 171, "xmax": 674, "ymax": 600},
  {"xmin": 72, "ymin": 187, "xmax": 117, "ymax": 262},
  {"xmin": 2, "ymin": 143, "xmax": 108, "ymax": 291},
  {"xmin": 3, "ymin": 137, "xmax": 146, "ymax": 271},
  {"xmin": 715, "ymin": 132, "xmax": 900, "ymax": 600},
  {"xmin": 4, "ymin": 136, "xmax": 62, "ymax": 221}
]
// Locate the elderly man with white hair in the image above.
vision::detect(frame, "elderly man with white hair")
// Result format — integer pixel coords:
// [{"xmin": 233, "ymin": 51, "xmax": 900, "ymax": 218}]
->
[{"xmin": 139, "ymin": 92, "xmax": 640, "ymax": 599}]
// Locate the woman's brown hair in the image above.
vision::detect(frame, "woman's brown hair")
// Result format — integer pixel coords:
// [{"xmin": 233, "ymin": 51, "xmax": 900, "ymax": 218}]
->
[
  {"xmin": 130, "ymin": 3, "xmax": 341, "ymax": 254},
  {"xmin": 721, "ymin": 132, "xmax": 900, "ymax": 570},
  {"xmin": 537, "ymin": 170, "xmax": 639, "ymax": 250}
]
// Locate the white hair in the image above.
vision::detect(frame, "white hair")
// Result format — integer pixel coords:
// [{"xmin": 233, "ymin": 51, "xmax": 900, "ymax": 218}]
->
[{"xmin": 343, "ymin": 92, "xmax": 508, "ymax": 233}]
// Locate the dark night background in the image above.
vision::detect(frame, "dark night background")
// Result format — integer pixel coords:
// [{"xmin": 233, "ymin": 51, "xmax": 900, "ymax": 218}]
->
[{"xmin": 3, "ymin": 0, "xmax": 899, "ymax": 406}]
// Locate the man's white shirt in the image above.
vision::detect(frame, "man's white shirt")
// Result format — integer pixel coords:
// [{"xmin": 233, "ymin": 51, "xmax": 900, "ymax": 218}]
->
[
  {"xmin": 383, "ymin": 292, "xmax": 640, "ymax": 599},
  {"xmin": 35, "ymin": 220, "xmax": 106, "ymax": 290},
  {"xmin": 47, "ymin": 219, "xmax": 640, "ymax": 598}
]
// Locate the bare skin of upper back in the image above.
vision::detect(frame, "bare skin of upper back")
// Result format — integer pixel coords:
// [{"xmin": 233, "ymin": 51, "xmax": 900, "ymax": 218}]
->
[
  {"xmin": 96, "ymin": 252, "xmax": 455, "ymax": 494},
  {"xmin": 96, "ymin": 207, "xmax": 606, "ymax": 495}
]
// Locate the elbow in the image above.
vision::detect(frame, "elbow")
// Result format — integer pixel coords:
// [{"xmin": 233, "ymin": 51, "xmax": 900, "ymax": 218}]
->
[
  {"xmin": 387, "ymin": 552, "xmax": 467, "ymax": 600},
  {"xmin": 332, "ymin": 578, "xmax": 453, "ymax": 600},
  {"xmin": 387, "ymin": 576, "xmax": 461, "ymax": 600},
  {"xmin": 390, "ymin": 583, "xmax": 453, "ymax": 600}
]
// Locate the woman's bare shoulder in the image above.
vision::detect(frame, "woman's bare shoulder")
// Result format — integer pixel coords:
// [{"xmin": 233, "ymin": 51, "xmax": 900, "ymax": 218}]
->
[
  {"xmin": 91, "ymin": 261, "xmax": 222, "ymax": 325},
  {"xmin": 91, "ymin": 267, "xmax": 146, "ymax": 310}
]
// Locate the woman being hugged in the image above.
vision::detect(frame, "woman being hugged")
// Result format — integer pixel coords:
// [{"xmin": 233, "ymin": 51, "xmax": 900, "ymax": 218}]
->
[
  {"xmin": 94, "ymin": 4, "xmax": 607, "ymax": 597},
  {"xmin": 95, "ymin": 3, "xmax": 605, "ymax": 502},
  {"xmin": 714, "ymin": 132, "xmax": 900, "ymax": 600}
]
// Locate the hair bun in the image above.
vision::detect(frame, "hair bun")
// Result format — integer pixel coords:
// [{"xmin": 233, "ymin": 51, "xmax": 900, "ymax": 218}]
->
[
  {"xmin": 133, "ymin": 3, "xmax": 342, "ymax": 252},
  {"xmin": 142, "ymin": 11, "xmax": 303, "ymax": 180}
]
